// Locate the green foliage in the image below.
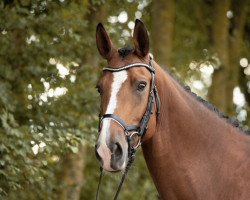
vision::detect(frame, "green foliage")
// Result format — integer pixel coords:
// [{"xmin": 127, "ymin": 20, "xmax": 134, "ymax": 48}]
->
[
  {"xmin": 0, "ymin": 0, "xmax": 158, "ymax": 199},
  {"xmin": 0, "ymin": 0, "xmax": 99, "ymax": 199}
]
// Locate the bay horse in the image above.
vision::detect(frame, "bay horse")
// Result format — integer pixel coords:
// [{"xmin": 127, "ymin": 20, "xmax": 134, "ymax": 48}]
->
[{"xmin": 95, "ymin": 19, "xmax": 250, "ymax": 200}]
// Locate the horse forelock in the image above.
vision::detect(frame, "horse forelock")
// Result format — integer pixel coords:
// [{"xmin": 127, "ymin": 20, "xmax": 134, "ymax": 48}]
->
[{"xmin": 118, "ymin": 47, "xmax": 134, "ymax": 58}]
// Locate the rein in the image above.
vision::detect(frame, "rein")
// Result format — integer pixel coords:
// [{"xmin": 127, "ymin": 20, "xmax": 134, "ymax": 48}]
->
[{"xmin": 96, "ymin": 57, "xmax": 160, "ymax": 200}]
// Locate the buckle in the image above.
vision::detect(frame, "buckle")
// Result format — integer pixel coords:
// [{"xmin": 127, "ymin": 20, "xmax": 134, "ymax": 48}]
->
[{"xmin": 128, "ymin": 132, "xmax": 141, "ymax": 149}]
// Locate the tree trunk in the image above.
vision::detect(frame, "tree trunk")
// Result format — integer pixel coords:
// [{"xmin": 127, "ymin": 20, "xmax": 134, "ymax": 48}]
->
[
  {"xmin": 59, "ymin": 145, "xmax": 85, "ymax": 200},
  {"xmin": 56, "ymin": 2, "xmax": 107, "ymax": 200},
  {"xmin": 209, "ymin": 0, "xmax": 231, "ymax": 115},
  {"xmin": 232, "ymin": 0, "xmax": 249, "ymax": 104},
  {"xmin": 150, "ymin": 0, "xmax": 175, "ymax": 67},
  {"xmin": 209, "ymin": 0, "xmax": 248, "ymax": 117}
]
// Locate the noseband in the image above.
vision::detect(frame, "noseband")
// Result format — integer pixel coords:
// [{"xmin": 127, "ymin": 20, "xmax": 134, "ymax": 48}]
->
[{"xmin": 96, "ymin": 57, "xmax": 160, "ymax": 200}]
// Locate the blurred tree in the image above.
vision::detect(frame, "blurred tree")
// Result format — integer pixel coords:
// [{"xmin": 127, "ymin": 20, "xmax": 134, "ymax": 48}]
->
[
  {"xmin": 149, "ymin": 0, "xmax": 250, "ymax": 126},
  {"xmin": 210, "ymin": 0, "xmax": 249, "ymax": 116},
  {"xmin": 0, "ymin": 0, "xmax": 100, "ymax": 199},
  {"xmin": 57, "ymin": 1, "xmax": 108, "ymax": 199},
  {"xmin": 58, "ymin": 145, "xmax": 85, "ymax": 200},
  {"xmin": 150, "ymin": 0, "xmax": 175, "ymax": 67},
  {"xmin": 0, "ymin": 0, "xmax": 158, "ymax": 199},
  {"xmin": 210, "ymin": 0, "xmax": 231, "ymax": 114}
]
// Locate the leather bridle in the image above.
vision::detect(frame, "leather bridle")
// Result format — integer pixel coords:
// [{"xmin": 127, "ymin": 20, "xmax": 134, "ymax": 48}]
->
[
  {"xmin": 96, "ymin": 56, "xmax": 160, "ymax": 200},
  {"xmin": 99, "ymin": 57, "xmax": 160, "ymax": 140}
]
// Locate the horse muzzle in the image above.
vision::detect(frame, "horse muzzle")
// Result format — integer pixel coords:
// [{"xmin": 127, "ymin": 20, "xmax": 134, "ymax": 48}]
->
[{"xmin": 95, "ymin": 138, "xmax": 128, "ymax": 172}]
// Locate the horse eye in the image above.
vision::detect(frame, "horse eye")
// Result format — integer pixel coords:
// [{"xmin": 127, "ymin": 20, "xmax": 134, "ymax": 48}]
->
[{"xmin": 137, "ymin": 82, "xmax": 147, "ymax": 92}]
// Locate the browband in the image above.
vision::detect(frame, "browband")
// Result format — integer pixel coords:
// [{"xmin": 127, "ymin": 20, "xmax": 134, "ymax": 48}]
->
[{"xmin": 103, "ymin": 63, "xmax": 155, "ymax": 73}]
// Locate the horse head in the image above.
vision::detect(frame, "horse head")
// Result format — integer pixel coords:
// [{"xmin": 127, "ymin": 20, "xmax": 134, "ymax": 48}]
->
[{"xmin": 95, "ymin": 19, "xmax": 158, "ymax": 172}]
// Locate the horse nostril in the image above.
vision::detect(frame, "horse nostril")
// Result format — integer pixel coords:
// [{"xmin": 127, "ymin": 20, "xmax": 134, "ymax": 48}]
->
[{"xmin": 113, "ymin": 142, "xmax": 123, "ymax": 160}]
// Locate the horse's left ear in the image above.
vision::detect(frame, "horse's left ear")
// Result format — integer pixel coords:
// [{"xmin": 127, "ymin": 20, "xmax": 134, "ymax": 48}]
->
[
  {"xmin": 96, "ymin": 23, "xmax": 116, "ymax": 60},
  {"xmin": 133, "ymin": 19, "xmax": 149, "ymax": 57}
]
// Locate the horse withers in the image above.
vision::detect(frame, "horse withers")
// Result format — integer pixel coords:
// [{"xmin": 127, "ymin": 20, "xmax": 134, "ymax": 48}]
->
[{"xmin": 95, "ymin": 19, "xmax": 250, "ymax": 200}]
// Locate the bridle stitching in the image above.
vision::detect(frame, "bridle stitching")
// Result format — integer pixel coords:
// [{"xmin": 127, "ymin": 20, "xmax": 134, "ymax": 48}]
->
[{"xmin": 103, "ymin": 62, "xmax": 154, "ymax": 72}]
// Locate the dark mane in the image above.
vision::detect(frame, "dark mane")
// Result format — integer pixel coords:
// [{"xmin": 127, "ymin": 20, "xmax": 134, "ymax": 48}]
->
[
  {"xmin": 118, "ymin": 47, "xmax": 134, "ymax": 58},
  {"xmin": 165, "ymin": 68, "xmax": 250, "ymax": 135}
]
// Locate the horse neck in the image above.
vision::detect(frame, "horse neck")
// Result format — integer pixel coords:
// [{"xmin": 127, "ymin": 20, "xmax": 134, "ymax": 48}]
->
[{"xmin": 142, "ymin": 62, "xmax": 250, "ymax": 199}]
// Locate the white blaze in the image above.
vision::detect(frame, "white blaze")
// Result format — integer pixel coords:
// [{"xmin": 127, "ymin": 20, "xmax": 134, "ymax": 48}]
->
[{"xmin": 97, "ymin": 71, "xmax": 128, "ymax": 170}]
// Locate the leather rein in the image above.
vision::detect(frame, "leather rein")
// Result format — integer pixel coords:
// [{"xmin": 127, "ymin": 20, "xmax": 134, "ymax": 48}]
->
[{"xmin": 96, "ymin": 57, "xmax": 160, "ymax": 200}]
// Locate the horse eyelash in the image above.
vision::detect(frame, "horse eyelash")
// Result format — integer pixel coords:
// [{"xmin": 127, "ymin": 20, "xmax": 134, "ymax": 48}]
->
[{"xmin": 137, "ymin": 81, "xmax": 147, "ymax": 92}]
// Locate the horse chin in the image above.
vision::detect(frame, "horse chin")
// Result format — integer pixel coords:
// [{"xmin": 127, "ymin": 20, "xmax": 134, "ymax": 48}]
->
[
  {"xmin": 103, "ymin": 166, "xmax": 125, "ymax": 173},
  {"xmin": 101, "ymin": 159, "xmax": 127, "ymax": 172},
  {"xmin": 109, "ymin": 169, "xmax": 123, "ymax": 173},
  {"xmin": 110, "ymin": 159, "xmax": 127, "ymax": 172}
]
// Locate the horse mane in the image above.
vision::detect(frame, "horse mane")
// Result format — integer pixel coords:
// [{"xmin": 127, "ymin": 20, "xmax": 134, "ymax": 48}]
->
[
  {"xmin": 164, "ymin": 68, "xmax": 250, "ymax": 135},
  {"xmin": 118, "ymin": 47, "xmax": 134, "ymax": 58}
]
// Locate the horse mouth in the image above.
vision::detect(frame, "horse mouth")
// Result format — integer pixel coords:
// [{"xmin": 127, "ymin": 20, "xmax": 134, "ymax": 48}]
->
[
  {"xmin": 110, "ymin": 154, "xmax": 127, "ymax": 172},
  {"xmin": 102, "ymin": 161, "xmax": 126, "ymax": 173}
]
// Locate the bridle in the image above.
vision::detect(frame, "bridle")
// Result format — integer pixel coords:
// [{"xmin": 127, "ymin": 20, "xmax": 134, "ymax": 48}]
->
[
  {"xmin": 96, "ymin": 56, "xmax": 160, "ymax": 200},
  {"xmin": 100, "ymin": 57, "xmax": 160, "ymax": 139}
]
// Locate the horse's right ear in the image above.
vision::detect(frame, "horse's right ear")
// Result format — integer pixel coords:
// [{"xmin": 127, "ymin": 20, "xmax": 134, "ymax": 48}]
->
[
  {"xmin": 96, "ymin": 23, "xmax": 115, "ymax": 60},
  {"xmin": 133, "ymin": 19, "xmax": 149, "ymax": 57}
]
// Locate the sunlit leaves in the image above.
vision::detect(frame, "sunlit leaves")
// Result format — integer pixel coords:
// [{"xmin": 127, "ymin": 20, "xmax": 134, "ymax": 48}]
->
[{"xmin": 0, "ymin": 0, "xmax": 99, "ymax": 198}]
